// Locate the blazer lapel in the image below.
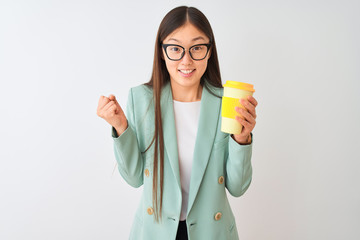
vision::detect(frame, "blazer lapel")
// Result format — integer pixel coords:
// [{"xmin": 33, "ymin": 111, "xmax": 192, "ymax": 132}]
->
[
  {"xmin": 160, "ymin": 82, "xmax": 222, "ymax": 215},
  {"xmin": 161, "ymin": 82, "xmax": 181, "ymax": 190},
  {"xmin": 187, "ymin": 84, "xmax": 222, "ymax": 216}
]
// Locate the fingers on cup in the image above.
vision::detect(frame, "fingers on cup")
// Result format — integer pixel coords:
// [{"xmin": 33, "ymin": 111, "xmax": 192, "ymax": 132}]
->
[
  {"xmin": 235, "ymin": 106, "xmax": 245, "ymax": 119},
  {"xmin": 238, "ymin": 107, "xmax": 256, "ymax": 124},
  {"xmin": 240, "ymin": 98, "xmax": 257, "ymax": 119},
  {"xmin": 248, "ymin": 95, "xmax": 258, "ymax": 107},
  {"xmin": 236, "ymin": 115, "xmax": 251, "ymax": 130}
]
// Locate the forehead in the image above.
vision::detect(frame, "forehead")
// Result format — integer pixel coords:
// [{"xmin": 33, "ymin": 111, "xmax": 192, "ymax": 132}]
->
[{"xmin": 163, "ymin": 23, "xmax": 209, "ymax": 43}]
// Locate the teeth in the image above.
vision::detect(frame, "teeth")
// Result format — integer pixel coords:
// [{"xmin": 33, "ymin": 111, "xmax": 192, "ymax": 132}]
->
[{"xmin": 179, "ymin": 69, "xmax": 194, "ymax": 74}]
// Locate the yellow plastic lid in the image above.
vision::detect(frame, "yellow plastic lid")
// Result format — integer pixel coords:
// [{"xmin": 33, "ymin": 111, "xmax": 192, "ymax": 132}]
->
[{"xmin": 223, "ymin": 81, "xmax": 255, "ymax": 92}]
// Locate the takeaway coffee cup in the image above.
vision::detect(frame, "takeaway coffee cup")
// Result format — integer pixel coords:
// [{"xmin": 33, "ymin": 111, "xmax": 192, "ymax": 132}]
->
[{"xmin": 221, "ymin": 81, "xmax": 255, "ymax": 134}]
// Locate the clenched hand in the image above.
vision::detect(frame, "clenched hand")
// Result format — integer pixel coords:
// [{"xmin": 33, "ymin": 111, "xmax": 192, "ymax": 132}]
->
[{"xmin": 97, "ymin": 94, "xmax": 128, "ymax": 136}]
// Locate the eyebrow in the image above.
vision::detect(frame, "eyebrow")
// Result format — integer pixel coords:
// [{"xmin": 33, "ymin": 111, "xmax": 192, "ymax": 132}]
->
[{"xmin": 168, "ymin": 36, "xmax": 206, "ymax": 43}]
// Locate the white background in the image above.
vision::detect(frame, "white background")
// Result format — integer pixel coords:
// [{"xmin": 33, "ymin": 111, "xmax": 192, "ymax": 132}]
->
[{"xmin": 1, "ymin": 0, "xmax": 359, "ymax": 239}]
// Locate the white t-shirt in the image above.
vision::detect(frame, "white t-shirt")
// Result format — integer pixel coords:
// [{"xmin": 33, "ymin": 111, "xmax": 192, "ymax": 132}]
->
[{"xmin": 173, "ymin": 100, "xmax": 201, "ymax": 221}]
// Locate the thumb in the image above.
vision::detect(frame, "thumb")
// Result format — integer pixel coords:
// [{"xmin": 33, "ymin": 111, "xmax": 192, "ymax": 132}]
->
[
  {"xmin": 108, "ymin": 94, "xmax": 122, "ymax": 110},
  {"xmin": 108, "ymin": 94, "xmax": 116, "ymax": 101}
]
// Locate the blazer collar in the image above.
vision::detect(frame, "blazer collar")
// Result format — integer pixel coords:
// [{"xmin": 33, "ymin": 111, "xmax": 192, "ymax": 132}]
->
[{"xmin": 160, "ymin": 81, "xmax": 222, "ymax": 215}]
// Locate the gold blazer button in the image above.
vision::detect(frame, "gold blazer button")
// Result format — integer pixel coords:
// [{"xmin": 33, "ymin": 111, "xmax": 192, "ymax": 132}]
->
[
  {"xmin": 215, "ymin": 212, "xmax": 222, "ymax": 221},
  {"xmin": 144, "ymin": 168, "xmax": 150, "ymax": 177},
  {"xmin": 218, "ymin": 176, "xmax": 224, "ymax": 184},
  {"xmin": 147, "ymin": 207, "xmax": 154, "ymax": 215}
]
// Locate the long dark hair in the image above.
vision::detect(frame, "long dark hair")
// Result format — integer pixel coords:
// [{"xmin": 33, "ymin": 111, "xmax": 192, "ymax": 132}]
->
[{"xmin": 144, "ymin": 6, "xmax": 222, "ymax": 222}]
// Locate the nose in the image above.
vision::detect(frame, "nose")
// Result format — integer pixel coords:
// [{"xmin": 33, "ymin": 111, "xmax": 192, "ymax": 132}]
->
[{"xmin": 181, "ymin": 50, "xmax": 193, "ymax": 65}]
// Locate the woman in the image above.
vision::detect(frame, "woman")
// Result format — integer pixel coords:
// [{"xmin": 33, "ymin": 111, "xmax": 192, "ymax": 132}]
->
[{"xmin": 97, "ymin": 6, "xmax": 258, "ymax": 240}]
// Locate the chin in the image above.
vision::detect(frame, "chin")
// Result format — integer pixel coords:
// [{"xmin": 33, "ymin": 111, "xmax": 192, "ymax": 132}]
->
[{"xmin": 177, "ymin": 79, "xmax": 200, "ymax": 88}]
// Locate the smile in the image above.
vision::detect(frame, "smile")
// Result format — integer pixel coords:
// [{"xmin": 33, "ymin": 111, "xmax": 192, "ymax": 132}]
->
[{"xmin": 178, "ymin": 69, "xmax": 195, "ymax": 74}]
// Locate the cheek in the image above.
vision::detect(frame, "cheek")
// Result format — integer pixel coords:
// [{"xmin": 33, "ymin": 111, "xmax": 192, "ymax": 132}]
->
[
  {"xmin": 165, "ymin": 60, "xmax": 178, "ymax": 72},
  {"xmin": 198, "ymin": 61, "xmax": 208, "ymax": 73}
]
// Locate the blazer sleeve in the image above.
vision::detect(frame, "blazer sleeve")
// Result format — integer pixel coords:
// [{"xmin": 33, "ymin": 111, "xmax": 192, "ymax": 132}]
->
[
  {"xmin": 225, "ymin": 132, "xmax": 253, "ymax": 197},
  {"xmin": 111, "ymin": 88, "xmax": 144, "ymax": 188}
]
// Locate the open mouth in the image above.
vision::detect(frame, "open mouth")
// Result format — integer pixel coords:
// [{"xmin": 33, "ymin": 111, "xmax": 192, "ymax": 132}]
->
[
  {"xmin": 178, "ymin": 69, "xmax": 196, "ymax": 77},
  {"xmin": 178, "ymin": 69, "xmax": 195, "ymax": 74}
]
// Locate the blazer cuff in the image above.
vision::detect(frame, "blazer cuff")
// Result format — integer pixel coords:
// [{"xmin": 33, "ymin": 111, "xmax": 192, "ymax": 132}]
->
[
  {"xmin": 111, "ymin": 125, "xmax": 129, "ymax": 139},
  {"xmin": 229, "ymin": 132, "xmax": 253, "ymax": 149}
]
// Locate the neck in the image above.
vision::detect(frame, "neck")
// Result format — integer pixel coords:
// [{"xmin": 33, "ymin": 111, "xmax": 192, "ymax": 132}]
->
[{"xmin": 171, "ymin": 82, "xmax": 203, "ymax": 102}]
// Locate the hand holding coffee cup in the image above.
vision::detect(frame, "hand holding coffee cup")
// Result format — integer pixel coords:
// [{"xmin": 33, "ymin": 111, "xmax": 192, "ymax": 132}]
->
[
  {"xmin": 97, "ymin": 95, "xmax": 128, "ymax": 136},
  {"xmin": 221, "ymin": 81, "xmax": 258, "ymax": 144}
]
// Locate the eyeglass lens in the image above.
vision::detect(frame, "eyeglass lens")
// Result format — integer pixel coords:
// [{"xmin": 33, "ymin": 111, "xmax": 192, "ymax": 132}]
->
[{"xmin": 165, "ymin": 45, "xmax": 209, "ymax": 60}]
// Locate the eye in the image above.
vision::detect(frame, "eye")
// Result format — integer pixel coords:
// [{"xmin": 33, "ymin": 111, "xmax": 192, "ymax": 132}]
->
[
  {"xmin": 192, "ymin": 46, "xmax": 203, "ymax": 52},
  {"xmin": 169, "ymin": 47, "xmax": 181, "ymax": 52}
]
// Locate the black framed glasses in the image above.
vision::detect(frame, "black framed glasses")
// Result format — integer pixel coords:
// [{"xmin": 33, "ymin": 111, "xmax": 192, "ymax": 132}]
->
[{"xmin": 162, "ymin": 43, "xmax": 211, "ymax": 61}]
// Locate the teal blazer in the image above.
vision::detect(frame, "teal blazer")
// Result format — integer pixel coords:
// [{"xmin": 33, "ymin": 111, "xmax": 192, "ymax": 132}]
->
[{"xmin": 112, "ymin": 82, "xmax": 253, "ymax": 240}]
